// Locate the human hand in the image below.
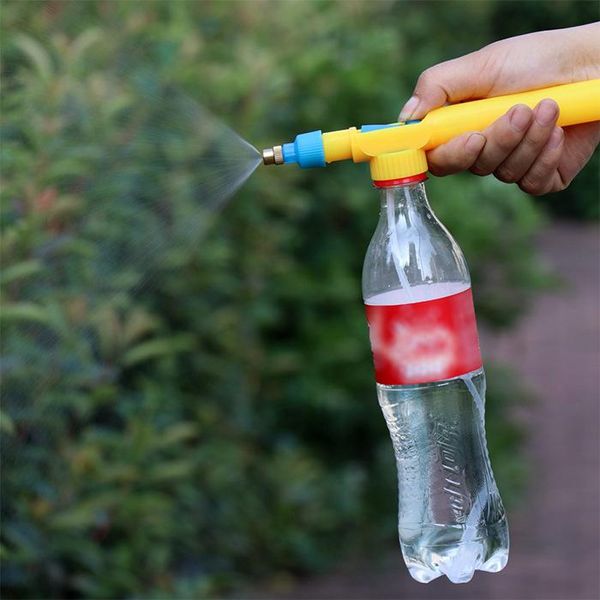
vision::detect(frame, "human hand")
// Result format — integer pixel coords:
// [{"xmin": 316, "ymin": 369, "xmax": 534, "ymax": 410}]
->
[{"xmin": 400, "ymin": 23, "xmax": 600, "ymax": 195}]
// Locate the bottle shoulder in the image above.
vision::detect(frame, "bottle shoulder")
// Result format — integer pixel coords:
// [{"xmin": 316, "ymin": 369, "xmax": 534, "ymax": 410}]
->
[{"xmin": 362, "ymin": 188, "xmax": 470, "ymax": 300}]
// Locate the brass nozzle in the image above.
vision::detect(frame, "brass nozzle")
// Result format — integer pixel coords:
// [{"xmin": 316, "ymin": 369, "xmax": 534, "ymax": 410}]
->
[{"xmin": 262, "ymin": 145, "xmax": 284, "ymax": 165}]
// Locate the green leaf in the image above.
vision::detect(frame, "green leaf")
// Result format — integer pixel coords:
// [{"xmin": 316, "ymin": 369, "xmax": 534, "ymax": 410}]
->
[
  {"xmin": 0, "ymin": 303, "xmax": 53, "ymax": 326},
  {"xmin": 0, "ymin": 260, "xmax": 43, "ymax": 286},
  {"xmin": 122, "ymin": 308, "xmax": 159, "ymax": 346},
  {"xmin": 122, "ymin": 334, "xmax": 194, "ymax": 367},
  {"xmin": 50, "ymin": 494, "xmax": 120, "ymax": 530},
  {"xmin": 147, "ymin": 460, "xmax": 195, "ymax": 482},
  {"xmin": 96, "ymin": 464, "xmax": 139, "ymax": 484},
  {"xmin": 0, "ymin": 409, "xmax": 15, "ymax": 435},
  {"xmin": 152, "ymin": 423, "xmax": 198, "ymax": 449},
  {"xmin": 13, "ymin": 34, "xmax": 54, "ymax": 80},
  {"xmin": 70, "ymin": 28, "xmax": 103, "ymax": 63}
]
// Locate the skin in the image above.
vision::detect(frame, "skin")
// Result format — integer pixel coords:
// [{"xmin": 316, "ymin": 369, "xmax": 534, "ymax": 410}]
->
[{"xmin": 399, "ymin": 23, "xmax": 600, "ymax": 195}]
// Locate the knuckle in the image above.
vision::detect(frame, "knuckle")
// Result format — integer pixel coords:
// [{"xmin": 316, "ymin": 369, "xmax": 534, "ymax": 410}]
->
[
  {"xmin": 470, "ymin": 164, "xmax": 490, "ymax": 177},
  {"xmin": 428, "ymin": 162, "xmax": 448, "ymax": 177},
  {"xmin": 426, "ymin": 149, "xmax": 452, "ymax": 177},
  {"xmin": 495, "ymin": 132, "xmax": 521, "ymax": 153},
  {"xmin": 519, "ymin": 176, "xmax": 543, "ymax": 195},
  {"xmin": 429, "ymin": 162, "xmax": 452, "ymax": 177},
  {"xmin": 495, "ymin": 165, "xmax": 519, "ymax": 183},
  {"xmin": 522, "ymin": 152, "xmax": 560, "ymax": 186},
  {"xmin": 523, "ymin": 128, "xmax": 550, "ymax": 149},
  {"xmin": 522, "ymin": 168, "xmax": 572, "ymax": 195},
  {"xmin": 429, "ymin": 152, "xmax": 468, "ymax": 177},
  {"xmin": 429, "ymin": 166, "xmax": 451, "ymax": 178},
  {"xmin": 519, "ymin": 183, "xmax": 540, "ymax": 196},
  {"xmin": 537, "ymin": 154, "xmax": 558, "ymax": 172},
  {"xmin": 416, "ymin": 68, "xmax": 436, "ymax": 89}
]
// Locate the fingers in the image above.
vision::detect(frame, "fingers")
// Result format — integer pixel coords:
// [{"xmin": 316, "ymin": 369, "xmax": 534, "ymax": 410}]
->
[
  {"xmin": 494, "ymin": 99, "xmax": 559, "ymax": 183},
  {"xmin": 469, "ymin": 104, "xmax": 534, "ymax": 175},
  {"xmin": 427, "ymin": 133, "xmax": 486, "ymax": 176},
  {"xmin": 518, "ymin": 127, "xmax": 565, "ymax": 195},
  {"xmin": 426, "ymin": 105, "xmax": 532, "ymax": 177},
  {"xmin": 425, "ymin": 98, "xmax": 573, "ymax": 195}
]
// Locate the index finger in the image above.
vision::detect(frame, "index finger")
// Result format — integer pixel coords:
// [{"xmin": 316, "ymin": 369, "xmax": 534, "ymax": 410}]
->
[{"xmin": 426, "ymin": 132, "xmax": 486, "ymax": 177}]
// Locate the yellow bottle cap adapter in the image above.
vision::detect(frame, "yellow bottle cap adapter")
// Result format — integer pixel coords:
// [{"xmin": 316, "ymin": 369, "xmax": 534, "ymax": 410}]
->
[{"xmin": 369, "ymin": 149, "xmax": 428, "ymax": 185}]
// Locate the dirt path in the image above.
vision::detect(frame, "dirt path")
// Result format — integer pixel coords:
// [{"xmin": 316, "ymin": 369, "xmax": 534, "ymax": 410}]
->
[{"xmin": 255, "ymin": 222, "xmax": 599, "ymax": 600}]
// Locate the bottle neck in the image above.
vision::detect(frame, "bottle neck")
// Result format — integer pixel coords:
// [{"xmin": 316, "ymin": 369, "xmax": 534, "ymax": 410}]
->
[
  {"xmin": 378, "ymin": 180, "xmax": 430, "ymax": 218},
  {"xmin": 364, "ymin": 174, "xmax": 470, "ymax": 299}
]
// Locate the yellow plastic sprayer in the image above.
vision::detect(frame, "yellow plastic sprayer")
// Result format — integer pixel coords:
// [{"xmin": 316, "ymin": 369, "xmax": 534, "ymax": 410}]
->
[{"xmin": 262, "ymin": 79, "xmax": 600, "ymax": 183}]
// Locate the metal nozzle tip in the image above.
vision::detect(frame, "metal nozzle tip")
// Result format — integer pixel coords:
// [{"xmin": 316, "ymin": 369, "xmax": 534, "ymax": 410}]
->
[
  {"xmin": 262, "ymin": 145, "xmax": 284, "ymax": 165},
  {"xmin": 262, "ymin": 148, "xmax": 275, "ymax": 165}
]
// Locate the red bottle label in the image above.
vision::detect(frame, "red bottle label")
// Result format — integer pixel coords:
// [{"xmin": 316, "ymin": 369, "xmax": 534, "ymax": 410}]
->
[{"xmin": 365, "ymin": 287, "xmax": 482, "ymax": 385}]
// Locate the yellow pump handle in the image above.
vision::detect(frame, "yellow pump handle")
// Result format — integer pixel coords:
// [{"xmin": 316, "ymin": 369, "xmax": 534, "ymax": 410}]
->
[{"xmin": 322, "ymin": 79, "xmax": 600, "ymax": 165}]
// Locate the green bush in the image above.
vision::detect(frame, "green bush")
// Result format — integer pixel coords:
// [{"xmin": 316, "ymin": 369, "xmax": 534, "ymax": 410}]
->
[{"xmin": 0, "ymin": 1, "xmax": 567, "ymax": 597}]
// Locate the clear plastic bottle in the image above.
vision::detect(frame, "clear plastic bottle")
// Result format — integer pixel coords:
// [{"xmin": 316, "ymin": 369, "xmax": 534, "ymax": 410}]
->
[{"xmin": 362, "ymin": 175, "xmax": 509, "ymax": 584}]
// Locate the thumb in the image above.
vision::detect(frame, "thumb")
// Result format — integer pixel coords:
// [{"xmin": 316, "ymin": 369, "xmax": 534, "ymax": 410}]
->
[{"xmin": 399, "ymin": 50, "xmax": 498, "ymax": 120}]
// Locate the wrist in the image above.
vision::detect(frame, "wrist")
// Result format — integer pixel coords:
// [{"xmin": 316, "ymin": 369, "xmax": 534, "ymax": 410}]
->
[{"xmin": 563, "ymin": 23, "xmax": 600, "ymax": 80}]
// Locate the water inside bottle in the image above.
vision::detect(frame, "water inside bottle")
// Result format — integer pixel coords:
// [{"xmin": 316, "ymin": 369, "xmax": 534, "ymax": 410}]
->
[
  {"xmin": 377, "ymin": 371, "xmax": 509, "ymax": 583},
  {"xmin": 369, "ymin": 282, "xmax": 509, "ymax": 583}
]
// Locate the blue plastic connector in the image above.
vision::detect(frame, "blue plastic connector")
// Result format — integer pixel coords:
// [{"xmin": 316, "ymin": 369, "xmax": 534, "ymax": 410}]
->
[
  {"xmin": 360, "ymin": 123, "xmax": 399, "ymax": 133},
  {"xmin": 282, "ymin": 130, "xmax": 326, "ymax": 168},
  {"xmin": 360, "ymin": 121, "xmax": 420, "ymax": 133}
]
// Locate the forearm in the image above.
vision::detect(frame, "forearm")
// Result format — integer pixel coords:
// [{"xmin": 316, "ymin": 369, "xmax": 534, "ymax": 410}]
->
[
  {"xmin": 562, "ymin": 22, "xmax": 600, "ymax": 81},
  {"xmin": 480, "ymin": 23, "xmax": 600, "ymax": 96}
]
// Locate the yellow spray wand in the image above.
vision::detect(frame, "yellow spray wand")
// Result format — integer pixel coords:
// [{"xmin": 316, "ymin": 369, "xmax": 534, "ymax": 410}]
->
[{"xmin": 262, "ymin": 79, "xmax": 600, "ymax": 182}]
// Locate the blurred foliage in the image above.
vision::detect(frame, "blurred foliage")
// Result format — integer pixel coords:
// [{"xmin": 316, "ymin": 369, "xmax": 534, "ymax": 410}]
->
[{"xmin": 0, "ymin": 1, "xmax": 594, "ymax": 598}]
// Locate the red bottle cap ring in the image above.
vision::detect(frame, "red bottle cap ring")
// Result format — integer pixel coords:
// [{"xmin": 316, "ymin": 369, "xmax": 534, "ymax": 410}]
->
[{"xmin": 373, "ymin": 173, "xmax": 428, "ymax": 188}]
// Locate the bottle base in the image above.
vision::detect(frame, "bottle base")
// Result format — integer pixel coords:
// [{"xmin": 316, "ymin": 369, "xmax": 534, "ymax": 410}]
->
[{"xmin": 400, "ymin": 518, "xmax": 509, "ymax": 584}]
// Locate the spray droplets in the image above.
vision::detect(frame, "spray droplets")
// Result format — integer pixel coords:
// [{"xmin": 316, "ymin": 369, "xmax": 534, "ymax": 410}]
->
[{"xmin": 2, "ymin": 79, "xmax": 261, "ymax": 461}]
